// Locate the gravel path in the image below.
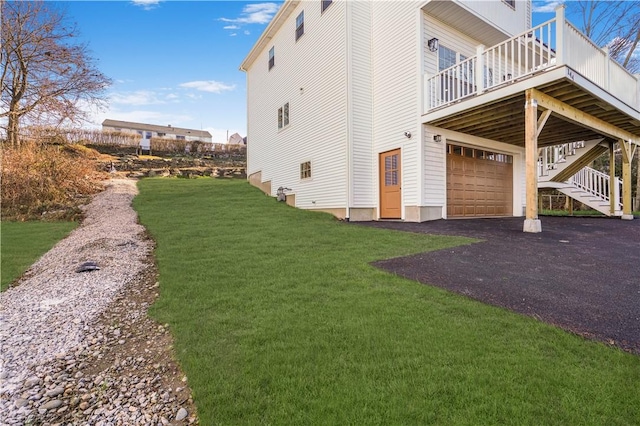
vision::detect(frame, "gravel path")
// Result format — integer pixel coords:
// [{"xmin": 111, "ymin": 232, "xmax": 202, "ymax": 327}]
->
[{"xmin": 0, "ymin": 179, "xmax": 197, "ymax": 425}]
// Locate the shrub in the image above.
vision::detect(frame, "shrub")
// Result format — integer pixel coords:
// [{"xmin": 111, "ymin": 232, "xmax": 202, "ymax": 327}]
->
[{"xmin": 1, "ymin": 142, "xmax": 107, "ymax": 220}]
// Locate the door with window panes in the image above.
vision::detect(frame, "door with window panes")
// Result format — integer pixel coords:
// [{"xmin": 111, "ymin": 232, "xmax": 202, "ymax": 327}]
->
[{"xmin": 379, "ymin": 149, "xmax": 401, "ymax": 219}]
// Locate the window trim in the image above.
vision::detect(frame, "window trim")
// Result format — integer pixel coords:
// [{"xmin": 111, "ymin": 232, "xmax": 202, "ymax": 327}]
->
[
  {"xmin": 295, "ymin": 11, "xmax": 304, "ymax": 41},
  {"xmin": 321, "ymin": 0, "xmax": 333, "ymax": 13},
  {"xmin": 503, "ymin": 0, "xmax": 516, "ymax": 10}
]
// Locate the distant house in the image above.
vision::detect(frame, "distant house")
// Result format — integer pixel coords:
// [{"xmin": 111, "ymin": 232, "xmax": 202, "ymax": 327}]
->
[
  {"xmin": 228, "ymin": 132, "xmax": 246, "ymax": 145},
  {"xmin": 102, "ymin": 119, "xmax": 213, "ymax": 151}
]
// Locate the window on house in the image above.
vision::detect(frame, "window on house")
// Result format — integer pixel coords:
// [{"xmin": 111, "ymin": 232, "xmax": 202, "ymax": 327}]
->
[
  {"xmin": 269, "ymin": 46, "xmax": 275, "ymax": 70},
  {"xmin": 438, "ymin": 46, "xmax": 475, "ymax": 101},
  {"xmin": 283, "ymin": 102, "xmax": 289, "ymax": 126},
  {"xmin": 438, "ymin": 45, "xmax": 457, "ymax": 71},
  {"xmin": 157, "ymin": 132, "xmax": 166, "ymax": 137},
  {"xmin": 278, "ymin": 102, "xmax": 290, "ymax": 130},
  {"xmin": 322, "ymin": 0, "xmax": 332, "ymax": 13},
  {"xmin": 300, "ymin": 161, "xmax": 311, "ymax": 179},
  {"xmin": 176, "ymin": 135, "xmax": 186, "ymax": 140},
  {"xmin": 295, "ymin": 11, "xmax": 304, "ymax": 41},
  {"xmin": 503, "ymin": 0, "xmax": 516, "ymax": 9}
]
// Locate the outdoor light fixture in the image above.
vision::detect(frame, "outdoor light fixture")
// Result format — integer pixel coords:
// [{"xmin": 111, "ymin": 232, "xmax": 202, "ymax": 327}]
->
[
  {"xmin": 428, "ymin": 37, "xmax": 439, "ymax": 52},
  {"xmin": 433, "ymin": 134, "xmax": 442, "ymax": 142},
  {"xmin": 404, "ymin": 131, "xmax": 412, "ymax": 139}
]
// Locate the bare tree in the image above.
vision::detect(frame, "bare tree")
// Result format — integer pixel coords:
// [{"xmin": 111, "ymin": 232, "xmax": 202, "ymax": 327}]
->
[
  {"xmin": 566, "ymin": 1, "xmax": 640, "ymax": 210},
  {"xmin": 567, "ymin": 0, "xmax": 640, "ymax": 72},
  {"xmin": 1, "ymin": 1, "xmax": 111, "ymax": 147}
]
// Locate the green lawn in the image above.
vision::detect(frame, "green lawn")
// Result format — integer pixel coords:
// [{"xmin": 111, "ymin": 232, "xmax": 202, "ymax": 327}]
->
[
  {"xmin": 135, "ymin": 179, "xmax": 640, "ymax": 425},
  {"xmin": 1, "ymin": 221, "xmax": 77, "ymax": 291}
]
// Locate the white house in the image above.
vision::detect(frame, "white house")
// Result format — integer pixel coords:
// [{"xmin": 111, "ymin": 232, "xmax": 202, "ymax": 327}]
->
[
  {"xmin": 240, "ymin": 0, "xmax": 639, "ymax": 232},
  {"xmin": 102, "ymin": 119, "xmax": 213, "ymax": 151},
  {"xmin": 228, "ymin": 132, "xmax": 246, "ymax": 145}
]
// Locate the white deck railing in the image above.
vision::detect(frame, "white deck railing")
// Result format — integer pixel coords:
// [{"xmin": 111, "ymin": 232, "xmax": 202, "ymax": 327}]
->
[
  {"xmin": 569, "ymin": 167, "xmax": 622, "ymax": 211},
  {"xmin": 538, "ymin": 141, "xmax": 585, "ymax": 176},
  {"xmin": 425, "ymin": 7, "xmax": 639, "ymax": 111}
]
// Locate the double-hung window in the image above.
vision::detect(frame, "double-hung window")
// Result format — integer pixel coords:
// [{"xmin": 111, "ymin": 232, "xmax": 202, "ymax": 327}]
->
[
  {"xmin": 300, "ymin": 161, "xmax": 311, "ymax": 179},
  {"xmin": 278, "ymin": 102, "xmax": 290, "ymax": 130},
  {"xmin": 295, "ymin": 11, "xmax": 304, "ymax": 41},
  {"xmin": 268, "ymin": 46, "xmax": 275, "ymax": 70}
]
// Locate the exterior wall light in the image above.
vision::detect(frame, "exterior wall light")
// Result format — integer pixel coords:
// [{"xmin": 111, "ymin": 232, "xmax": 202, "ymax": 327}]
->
[
  {"xmin": 428, "ymin": 38, "xmax": 439, "ymax": 52},
  {"xmin": 404, "ymin": 131, "xmax": 412, "ymax": 139},
  {"xmin": 433, "ymin": 134, "xmax": 442, "ymax": 142}
]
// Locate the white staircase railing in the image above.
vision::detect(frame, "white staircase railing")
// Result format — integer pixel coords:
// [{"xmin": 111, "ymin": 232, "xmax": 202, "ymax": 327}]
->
[
  {"xmin": 538, "ymin": 141, "xmax": 585, "ymax": 176},
  {"xmin": 569, "ymin": 167, "xmax": 622, "ymax": 211}
]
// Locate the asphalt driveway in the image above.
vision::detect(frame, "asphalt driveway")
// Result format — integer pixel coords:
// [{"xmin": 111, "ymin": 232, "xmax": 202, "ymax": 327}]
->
[{"xmin": 358, "ymin": 216, "xmax": 640, "ymax": 355}]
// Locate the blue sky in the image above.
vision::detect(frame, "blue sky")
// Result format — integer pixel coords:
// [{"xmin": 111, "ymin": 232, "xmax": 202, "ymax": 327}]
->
[
  {"xmin": 62, "ymin": 1, "xmax": 279, "ymax": 142},
  {"xmin": 59, "ymin": 1, "xmax": 636, "ymax": 143}
]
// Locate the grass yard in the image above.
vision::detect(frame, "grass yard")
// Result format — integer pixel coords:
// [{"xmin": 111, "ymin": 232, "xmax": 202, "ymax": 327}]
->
[
  {"xmin": 134, "ymin": 179, "xmax": 640, "ymax": 425},
  {"xmin": 1, "ymin": 221, "xmax": 77, "ymax": 291}
]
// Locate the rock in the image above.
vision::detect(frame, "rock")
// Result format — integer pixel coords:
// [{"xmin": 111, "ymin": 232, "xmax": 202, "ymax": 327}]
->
[
  {"xmin": 41, "ymin": 399, "xmax": 63, "ymax": 410},
  {"xmin": 14, "ymin": 399, "xmax": 29, "ymax": 408},
  {"xmin": 46, "ymin": 386, "xmax": 65, "ymax": 397},
  {"xmin": 176, "ymin": 407, "xmax": 188, "ymax": 421},
  {"xmin": 24, "ymin": 377, "xmax": 40, "ymax": 388}
]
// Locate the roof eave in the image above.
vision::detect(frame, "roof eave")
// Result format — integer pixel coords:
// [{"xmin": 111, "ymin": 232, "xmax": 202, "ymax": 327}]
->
[{"xmin": 239, "ymin": 0, "xmax": 300, "ymax": 72}]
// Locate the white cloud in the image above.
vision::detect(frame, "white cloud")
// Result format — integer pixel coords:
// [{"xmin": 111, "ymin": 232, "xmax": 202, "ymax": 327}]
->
[
  {"xmin": 230, "ymin": 33, "xmax": 237, "ymax": 37},
  {"xmin": 532, "ymin": 0, "xmax": 563, "ymax": 13},
  {"xmin": 180, "ymin": 80, "xmax": 236, "ymax": 94},
  {"xmin": 224, "ymin": 25, "xmax": 240, "ymax": 30},
  {"xmin": 109, "ymin": 90, "xmax": 165, "ymax": 106},
  {"xmin": 131, "ymin": 0, "xmax": 161, "ymax": 10},
  {"xmin": 220, "ymin": 3, "xmax": 279, "ymax": 25},
  {"xmin": 244, "ymin": 30, "xmax": 251, "ymax": 36}
]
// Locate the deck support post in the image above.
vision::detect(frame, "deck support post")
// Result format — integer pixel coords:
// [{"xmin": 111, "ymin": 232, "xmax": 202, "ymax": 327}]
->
[
  {"xmin": 609, "ymin": 141, "xmax": 616, "ymax": 215},
  {"xmin": 620, "ymin": 139, "xmax": 636, "ymax": 220},
  {"xmin": 523, "ymin": 89, "xmax": 542, "ymax": 233}
]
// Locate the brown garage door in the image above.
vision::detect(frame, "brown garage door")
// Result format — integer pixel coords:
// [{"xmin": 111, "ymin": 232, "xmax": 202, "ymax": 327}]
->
[{"xmin": 447, "ymin": 144, "xmax": 513, "ymax": 217}]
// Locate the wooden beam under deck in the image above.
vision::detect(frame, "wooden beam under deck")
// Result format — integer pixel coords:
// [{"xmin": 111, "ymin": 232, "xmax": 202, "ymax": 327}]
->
[
  {"xmin": 425, "ymin": 77, "xmax": 640, "ymax": 151},
  {"xmin": 530, "ymin": 89, "xmax": 639, "ymax": 145}
]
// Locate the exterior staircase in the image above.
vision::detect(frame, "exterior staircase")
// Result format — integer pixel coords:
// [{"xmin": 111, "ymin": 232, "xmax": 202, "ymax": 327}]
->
[{"xmin": 538, "ymin": 140, "xmax": 623, "ymax": 216}]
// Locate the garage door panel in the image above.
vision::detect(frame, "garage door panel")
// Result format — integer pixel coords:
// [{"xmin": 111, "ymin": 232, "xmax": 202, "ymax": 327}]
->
[{"xmin": 447, "ymin": 144, "xmax": 513, "ymax": 218}]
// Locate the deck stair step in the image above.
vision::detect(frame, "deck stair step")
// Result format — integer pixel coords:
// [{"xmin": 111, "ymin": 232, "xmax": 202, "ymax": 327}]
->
[
  {"xmin": 538, "ymin": 165, "xmax": 623, "ymax": 216},
  {"xmin": 538, "ymin": 139, "xmax": 609, "ymax": 183}
]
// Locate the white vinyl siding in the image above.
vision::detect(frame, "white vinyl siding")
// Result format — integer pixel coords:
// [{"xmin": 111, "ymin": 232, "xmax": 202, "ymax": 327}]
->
[
  {"xmin": 372, "ymin": 2, "xmax": 421, "ymax": 208},
  {"xmin": 423, "ymin": 14, "xmax": 482, "ymax": 76},
  {"xmin": 349, "ymin": 0, "xmax": 374, "ymax": 208},
  {"xmin": 423, "ymin": 127, "xmax": 447, "ymax": 206},
  {"xmin": 459, "ymin": 0, "xmax": 528, "ymax": 36},
  {"xmin": 246, "ymin": 1, "xmax": 348, "ymax": 210}
]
